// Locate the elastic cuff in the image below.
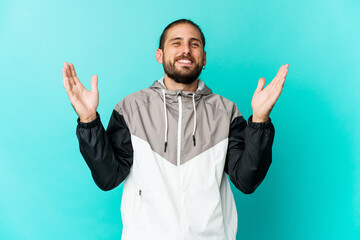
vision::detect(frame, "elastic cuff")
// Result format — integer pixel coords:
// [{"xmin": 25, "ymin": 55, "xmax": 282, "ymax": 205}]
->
[
  {"xmin": 77, "ymin": 112, "xmax": 100, "ymax": 129},
  {"xmin": 248, "ymin": 115, "xmax": 272, "ymax": 129}
]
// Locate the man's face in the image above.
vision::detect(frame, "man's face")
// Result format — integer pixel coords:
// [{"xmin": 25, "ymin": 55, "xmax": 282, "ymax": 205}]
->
[{"xmin": 156, "ymin": 23, "xmax": 207, "ymax": 85}]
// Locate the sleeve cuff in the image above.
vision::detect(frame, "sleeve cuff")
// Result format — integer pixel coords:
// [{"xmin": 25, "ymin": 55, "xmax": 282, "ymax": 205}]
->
[
  {"xmin": 77, "ymin": 112, "xmax": 101, "ymax": 129},
  {"xmin": 248, "ymin": 115, "xmax": 273, "ymax": 129}
]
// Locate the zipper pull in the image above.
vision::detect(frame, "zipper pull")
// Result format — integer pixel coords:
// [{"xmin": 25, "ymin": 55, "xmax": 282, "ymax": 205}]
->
[
  {"xmin": 139, "ymin": 189, "xmax": 142, "ymax": 196},
  {"xmin": 164, "ymin": 141, "xmax": 168, "ymax": 152}
]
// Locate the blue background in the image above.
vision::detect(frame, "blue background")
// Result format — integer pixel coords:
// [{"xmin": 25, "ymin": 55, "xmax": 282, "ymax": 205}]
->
[{"xmin": 1, "ymin": 0, "xmax": 359, "ymax": 239}]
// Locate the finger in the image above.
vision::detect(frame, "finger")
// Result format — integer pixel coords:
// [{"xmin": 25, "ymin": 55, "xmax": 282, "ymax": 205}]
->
[
  {"xmin": 274, "ymin": 64, "xmax": 289, "ymax": 87},
  {"xmin": 62, "ymin": 69, "xmax": 73, "ymax": 93},
  {"xmin": 278, "ymin": 64, "xmax": 289, "ymax": 86},
  {"xmin": 69, "ymin": 63, "xmax": 77, "ymax": 78},
  {"xmin": 69, "ymin": 63, "xmax": 81, "ymax": 85},
  {"xmin": 62, "ymin": 68, "xmax": 72, "ymax": 87},
  {"xmin": 62, "ymin": 67, "xmax": 68, "ymax": 82},
  {"xmin": 267, "ymin": 66, "xmax": 283, "ymax": 90},
  {"xmin": 64, "ymin": 62, "xmax": 75, "ymax": 85},
  {"xmin": 274, "ymin": 65, "xmax": 285, "ymax": 80},
  {"xmin": 67, "ymin": 64, "xmax": 74, "ymax": 83},
  {"xmin": 281, "ymin": 68, "xmax": 289, "ymax": 85},
  {"xmin": 90, "ymin": 75, "xmax": 98, "ymax": 93},
  {"xmin": 255, "ymin": 78, "xmax": 266, "ymax": 93},
  {"xmin": 271, "ymin": 71, "xmax": 288, "ymax": 99},
  {"xmin": 280, "ymin": 64, "xmax": 289, "ymax": 79},
  {"xmin": 63, "ymin": 76, "xmax": 70, "ymax": 92},
  {"xmin": 64, "ymin": 62, "xmax": 72, "ymax": 79}
]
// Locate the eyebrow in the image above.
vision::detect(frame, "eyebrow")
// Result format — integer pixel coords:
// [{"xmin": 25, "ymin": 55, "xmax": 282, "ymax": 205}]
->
[{"xmin": 169, "ymin": 37, "xmax": 202, "ymax": 44}]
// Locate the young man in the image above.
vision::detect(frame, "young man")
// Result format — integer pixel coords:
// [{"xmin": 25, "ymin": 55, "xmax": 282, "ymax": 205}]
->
[{"xmin": 63, "ymin": 19, "xmax": 289, "ymax": 240}]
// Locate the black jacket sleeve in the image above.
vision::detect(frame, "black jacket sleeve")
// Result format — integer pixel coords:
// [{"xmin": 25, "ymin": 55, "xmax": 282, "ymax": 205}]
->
[
  {"xmin": 76, "ymin": 110, "xmax": 133, "ymax": 191},
  {"xmin": 224, "ymin": 115, "xmax": 274, "ymax": 194}
]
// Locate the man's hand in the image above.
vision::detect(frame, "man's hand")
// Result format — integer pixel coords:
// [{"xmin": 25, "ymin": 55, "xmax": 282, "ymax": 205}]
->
[
  {"xmin": 62, "ymin": 62, "xmax": 99, "ymax": 122},
  {"xmin": 251, "ymin": 64, "xmax": 289, "ymax": 122}
]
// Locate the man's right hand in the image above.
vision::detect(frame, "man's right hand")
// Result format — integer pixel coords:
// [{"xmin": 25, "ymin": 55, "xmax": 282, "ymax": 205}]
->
[{"xmin": 62, "ymin": 62, "xmax": 99, "ymax": 123}]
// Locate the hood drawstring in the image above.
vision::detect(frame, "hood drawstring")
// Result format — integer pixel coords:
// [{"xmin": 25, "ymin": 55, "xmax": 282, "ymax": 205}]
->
[
  {"xmin": 162, "ymin": 90, "xmax": 197, "ymax": 152},
  {"xmin": 162, "ymin": 89, "xmax": 168, "ymax": 152},
  {"xmin": 192, "ymin": 93, "xmax": 197, "ymax": 146}
]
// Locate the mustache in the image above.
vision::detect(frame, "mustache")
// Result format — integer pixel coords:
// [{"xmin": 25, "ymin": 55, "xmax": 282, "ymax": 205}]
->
[{"xmin": 175, "ymin": 55, "xmax": 194, "ymax": 62}]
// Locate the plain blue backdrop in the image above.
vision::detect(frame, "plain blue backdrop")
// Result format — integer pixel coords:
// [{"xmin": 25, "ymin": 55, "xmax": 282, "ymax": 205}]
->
[{"xmin": 1, "ymin": 0, "xmax": 359, "ymax": 239}]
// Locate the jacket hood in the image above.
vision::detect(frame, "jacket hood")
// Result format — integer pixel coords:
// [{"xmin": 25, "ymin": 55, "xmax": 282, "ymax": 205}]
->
[
  {"xmin": 149, "ymin": 76, "xmax": 213, "ymax": 153},
  {"xmin": 150, "ymin": 77, "xmax": 213, "ymax": 99}
]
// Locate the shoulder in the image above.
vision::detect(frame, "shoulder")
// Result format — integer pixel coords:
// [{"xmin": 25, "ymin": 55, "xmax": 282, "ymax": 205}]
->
[
  {"xmin": 114, "ymin": 86, "xmax": 157, "ymax": 116},
  {"xmin": 203, "ymin": 93, "xmax": 242, "ymax": 120}
]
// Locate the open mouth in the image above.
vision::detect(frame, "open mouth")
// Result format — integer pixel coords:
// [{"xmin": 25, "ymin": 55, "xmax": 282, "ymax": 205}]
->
[{"xmin": 176, "ymin": 59, "xmax": 193, "ymax": 66}]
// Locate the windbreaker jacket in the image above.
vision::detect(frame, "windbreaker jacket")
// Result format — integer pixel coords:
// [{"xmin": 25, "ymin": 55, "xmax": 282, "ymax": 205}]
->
[{"xmin": 76, "ymin": 77, "xmax": 275, "ymax": 240}]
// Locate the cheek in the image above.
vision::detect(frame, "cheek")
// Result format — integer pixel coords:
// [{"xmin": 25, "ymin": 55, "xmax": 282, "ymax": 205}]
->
[
  {"xmin": 164, "ymin": 56, "xmax": 175, "ymax": 66},
  {"xmin": 168, "ymin": 54, "xmax": 178, "ymax": 63}
]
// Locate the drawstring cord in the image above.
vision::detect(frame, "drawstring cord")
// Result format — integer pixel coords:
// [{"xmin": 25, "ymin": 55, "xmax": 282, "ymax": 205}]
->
[
  {"xmin": 162, "ymin": 90, "xmax": 197, "ymax": 152},
  {"xmin": 162, "ymin": 89, "xmax": 168, "ymax": 152},
  {"xmin": 192, "ymin": 93, "xmax": 197, "ymax": 146}
]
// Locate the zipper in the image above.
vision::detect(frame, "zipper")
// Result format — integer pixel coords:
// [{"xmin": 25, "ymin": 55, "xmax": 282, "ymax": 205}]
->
[
  {"xmin": 138, "ymin": 189, "xmax": 142, "ymax": 210},
  {"xmin": 177, "ymin": 94, "xmax": 182, "ymax": 167},
  {"xmin": 177, "ymin": 93, "xmax": 186, "ymax": 239}
]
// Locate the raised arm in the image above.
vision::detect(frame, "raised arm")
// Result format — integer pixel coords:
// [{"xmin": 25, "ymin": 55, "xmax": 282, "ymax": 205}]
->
[
  {"xmin": 225, "ymin": 64, "xmax": 289, "ymax": 194},
  {"xmin": 62, "ymin": 62, "xmax": 133, "ymax": 191}
]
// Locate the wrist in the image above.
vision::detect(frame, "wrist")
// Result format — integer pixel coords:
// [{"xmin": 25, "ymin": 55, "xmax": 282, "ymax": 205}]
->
[
  {"xmin": 252, "ymin": 114, "xmax": 269, "ymax": 123},
  {"xmin": 79, "ymin": 112, "xmax": 97, "ymax": 123}
]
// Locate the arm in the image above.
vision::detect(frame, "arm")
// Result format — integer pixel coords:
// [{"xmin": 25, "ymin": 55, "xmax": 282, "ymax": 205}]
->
[
  {"xmin": 62, "ymin": 62, "xmax": 133, "ymax": 190},
  {"xmin": 224, "ymin": 115, "xmax": 274, "ymax": 194},
  {"xmin": 76, "ymin": 110, "xmax": 133, "ymax": 191},
  {"xmin": 224, "ymin": 64, "xmax": 289, "ymax": 193}
]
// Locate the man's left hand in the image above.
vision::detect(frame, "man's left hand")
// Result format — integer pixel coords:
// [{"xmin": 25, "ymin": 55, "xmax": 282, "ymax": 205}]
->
[{"xmin": 251, "ymin": 64, "xmax": 289, "ymax": 122}]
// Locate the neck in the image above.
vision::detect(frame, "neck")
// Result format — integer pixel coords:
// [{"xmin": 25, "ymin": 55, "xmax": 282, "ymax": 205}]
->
[{"xmin": 163, "ymin": 74, "xmax": 198, "ymax": 92}]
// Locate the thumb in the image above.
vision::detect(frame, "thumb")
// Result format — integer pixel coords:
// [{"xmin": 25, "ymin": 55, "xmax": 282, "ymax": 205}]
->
[
  {"xmin": 90, "ymin": 75, "xmax": 98, "ymax": 93},
  {"xmin": 255, "ymin": 78, "xmax": 266, "ymax": 93}
]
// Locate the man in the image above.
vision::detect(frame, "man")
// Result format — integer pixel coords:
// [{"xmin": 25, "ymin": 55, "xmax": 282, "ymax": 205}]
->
[{"xmin": 63, "ymin": 19, "xmax": 289, "ymax": 240}]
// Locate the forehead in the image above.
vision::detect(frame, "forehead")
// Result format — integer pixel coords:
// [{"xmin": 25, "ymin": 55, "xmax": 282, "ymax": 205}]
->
[{"xmin": 165, "ymin": 23, "xmax": 201, "ymax": 42}]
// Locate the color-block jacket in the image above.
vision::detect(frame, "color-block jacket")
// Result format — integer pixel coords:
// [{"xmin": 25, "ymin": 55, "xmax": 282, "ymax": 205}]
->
[{"xmin": 76, "ymin": 77, "xmax": 275, "ymax": 240}]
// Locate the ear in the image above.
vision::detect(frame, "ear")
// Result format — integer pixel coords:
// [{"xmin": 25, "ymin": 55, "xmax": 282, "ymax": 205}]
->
[
  {"xmin": 156, "ymin": 48, "xmax": 163, "ymax": 64},
  {"xmin": 203, "ymin": 50, "xmax": 207, "ymax": 67}
]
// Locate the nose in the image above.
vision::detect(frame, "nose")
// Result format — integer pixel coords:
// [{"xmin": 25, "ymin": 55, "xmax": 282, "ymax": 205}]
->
[{"xmin": 182, "ymin": 43, "xmax": 191, "ymax": 55}]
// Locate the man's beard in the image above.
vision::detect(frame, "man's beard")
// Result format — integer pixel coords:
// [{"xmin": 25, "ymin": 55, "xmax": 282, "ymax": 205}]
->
[{"xmin": 162, "ymin": 55, "xmax": 203, "ymax": 84}]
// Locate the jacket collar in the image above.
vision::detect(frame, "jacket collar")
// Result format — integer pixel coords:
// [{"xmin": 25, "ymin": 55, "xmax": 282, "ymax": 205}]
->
[{"xmin": 150, "ymin": 76, "xmax": 212, "ymax": 100}]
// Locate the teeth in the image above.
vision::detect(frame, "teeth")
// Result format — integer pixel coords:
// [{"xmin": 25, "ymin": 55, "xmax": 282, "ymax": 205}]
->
[{"xmin": 178, "ymin": 59, "xmax": 192, "ymax": 63}]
